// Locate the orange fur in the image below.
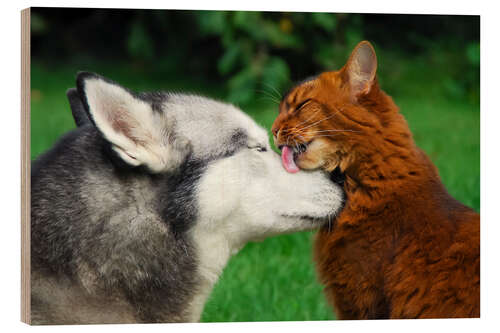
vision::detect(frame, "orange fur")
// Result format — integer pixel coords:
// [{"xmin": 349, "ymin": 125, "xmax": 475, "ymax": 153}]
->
[{"xmin": 272, "ymin": 41, "xmax": 480, "ymax": 319}]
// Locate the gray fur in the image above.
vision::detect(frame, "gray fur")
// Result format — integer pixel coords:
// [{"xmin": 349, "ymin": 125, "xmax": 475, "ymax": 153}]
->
[
  {"xmin": 31, "ymin": 72, "xmax": 344, "ymax": 324},
  {"xmin": 66, "ymin": 88, "xmax": 90, "ymax": 127},
  {"xmin": 31, "ymin": 128, "xmax": 200, "ymax": 323}
]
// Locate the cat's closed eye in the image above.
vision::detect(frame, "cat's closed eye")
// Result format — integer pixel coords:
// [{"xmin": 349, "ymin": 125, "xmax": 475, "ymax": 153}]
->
[{"xmin": 294, "ymin": 99, "xmax": 311, "ymax": 112}]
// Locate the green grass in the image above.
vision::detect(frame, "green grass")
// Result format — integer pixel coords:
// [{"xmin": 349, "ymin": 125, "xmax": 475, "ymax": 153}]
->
[{"xmin": 30, "ymin": 55, "xmax": 479, "ymax": 322}]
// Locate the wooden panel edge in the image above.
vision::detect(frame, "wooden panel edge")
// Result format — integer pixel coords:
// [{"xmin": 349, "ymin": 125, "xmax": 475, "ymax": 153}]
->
[{"xmin": 21, "ymin": 7, "xmax": 31, "ymax": 325}]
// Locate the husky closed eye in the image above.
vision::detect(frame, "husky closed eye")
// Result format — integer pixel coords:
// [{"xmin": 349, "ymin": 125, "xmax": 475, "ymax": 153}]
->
[
  {"xmin": 248, "ymin": 145, "xmax": 267, "ymax": 152},
  {"xmin": 31, "ymin": 72, "xmax": 344, "ymax": 324}
]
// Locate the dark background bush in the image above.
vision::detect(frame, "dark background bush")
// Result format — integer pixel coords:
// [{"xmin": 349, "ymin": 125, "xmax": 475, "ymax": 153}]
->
[{"xmin": 31, "ymin": 9, "xmax": 479, "ymax": 105}]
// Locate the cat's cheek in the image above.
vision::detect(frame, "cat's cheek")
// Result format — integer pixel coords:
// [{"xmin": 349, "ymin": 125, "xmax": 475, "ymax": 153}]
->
[
  {"xmin": 296, "ymin": 159, "xmax": 322, "ymax": 170},
  {"xmin": 294, "ymin": 138, "xmax": 330, "ymax": 170},
  {"xmin": 296, "ymin": 151, "xmax": 325, "ymax": 170}
]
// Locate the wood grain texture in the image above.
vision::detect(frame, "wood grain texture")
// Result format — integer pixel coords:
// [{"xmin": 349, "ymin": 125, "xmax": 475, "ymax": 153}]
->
[{"xmin": 21, "ymin": 7, "xmax": 31, "ymax": 325}]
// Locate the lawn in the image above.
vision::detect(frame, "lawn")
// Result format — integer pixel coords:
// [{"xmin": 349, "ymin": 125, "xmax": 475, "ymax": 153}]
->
[{"xmin": 30, "ymin": 54, "xmax": 479, "ymax": 322}]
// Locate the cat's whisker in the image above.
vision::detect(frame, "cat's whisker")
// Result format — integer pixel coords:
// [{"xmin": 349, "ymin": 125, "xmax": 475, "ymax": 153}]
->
[
  {"xmin": 255, "ymin": 89, "xmax": 280, "ymax": 105},
  {"xmin": 280, "ymin": 108, "xmax": 329, "ymax": 135},
  {"xmin": 279, "ymin": 127, "xmax": 293, "ymax": 133},
  {"xmin": 294, "ymin": 139, "xmax": 300, "ymax": 153},
  {"xmin": 307, "ymin": 134, "xmax": 341, "ymax": 137},
  {"xmin": 261, "ymin": 82, "xmax": 283, "ymax": 101},
  {"xmin": 304, "ymin": 134, "xmax": 342, "ymax": 140},
  {"xmin": 288, "ymin": 109, "xmax": 323, "ymax": 131},
  {"xmin": 296, "ymin": 134, "xmax": 307, "ymax": 142},
  {"xmin": 307, "ymin": 129, "xmax": 360, "ymax": 134},
  {"xmin": 278, "ymin": 127, "xmax": 357, "ymax": 147},
  {"xmin": 296, "ymin": 109, "xmax": 342, "ymax": 132},
  {"xmin": 256, "ymin": 96, "xmax": 280, "ymax": 105}
]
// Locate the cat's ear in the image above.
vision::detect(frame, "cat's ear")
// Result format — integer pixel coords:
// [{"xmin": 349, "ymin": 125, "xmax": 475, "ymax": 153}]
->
[
  {"xmin": 76, "ymin": 72, "xmax": 189, "ymax": 172},
  {"xmin": 343, "ymin": 41, "xmax": 378, "ymax": 99}
]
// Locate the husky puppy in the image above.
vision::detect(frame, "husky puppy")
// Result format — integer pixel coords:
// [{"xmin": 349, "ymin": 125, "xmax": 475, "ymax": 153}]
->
[{"xmin": 30, "ymin": 73, "xmax": 344, "ymax": 324}]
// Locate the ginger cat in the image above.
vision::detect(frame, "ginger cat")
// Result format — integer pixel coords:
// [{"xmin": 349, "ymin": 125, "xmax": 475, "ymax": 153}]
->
[{"xmin": 271, "ymin": 41, "xmax": 479, "ymax": 319}]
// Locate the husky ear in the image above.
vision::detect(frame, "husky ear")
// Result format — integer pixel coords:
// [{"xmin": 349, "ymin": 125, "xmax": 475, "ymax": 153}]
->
[
  {"xmin": 343, "ymin": 41, "xmax": 377, "ymax": 100},
  {"xmin": 66, "ymin": 88, "xmax": 91, "ymax": 127},
  {"xmin": 76, "ymin": 72, "xmax": 188, "ymax": 172}
]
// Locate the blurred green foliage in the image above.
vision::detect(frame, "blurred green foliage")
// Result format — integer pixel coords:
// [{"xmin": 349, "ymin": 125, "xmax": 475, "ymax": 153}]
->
[
  {"xmin": 31, "ymin": 9, "xmax": 479, "ymax": 106},
  {"xmin": 127, "ymin": 19, "xmax": 155, "ymax": 61}
]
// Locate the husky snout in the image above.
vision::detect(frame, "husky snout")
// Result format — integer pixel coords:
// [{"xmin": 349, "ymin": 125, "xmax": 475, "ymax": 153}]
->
[{"xmin": 30, "ymin": 72, "xmax": 344, "ymax": 324}]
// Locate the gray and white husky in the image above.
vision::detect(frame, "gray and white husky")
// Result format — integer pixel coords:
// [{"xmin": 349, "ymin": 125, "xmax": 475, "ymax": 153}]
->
[{"xmin": 30, "ymin": 72, "xmax": 344, "ymax": 324}]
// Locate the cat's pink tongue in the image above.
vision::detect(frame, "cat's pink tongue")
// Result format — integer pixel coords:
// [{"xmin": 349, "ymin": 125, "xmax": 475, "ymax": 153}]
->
[{"xmin": 281, "ymin": 146, "xmax": 300, "ymax": 173}]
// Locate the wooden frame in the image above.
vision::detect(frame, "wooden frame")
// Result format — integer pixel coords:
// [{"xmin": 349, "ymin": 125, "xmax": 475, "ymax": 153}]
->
[{"xmin": 21, "ymin": 7, "xmax": 31, "ymax": 325}]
